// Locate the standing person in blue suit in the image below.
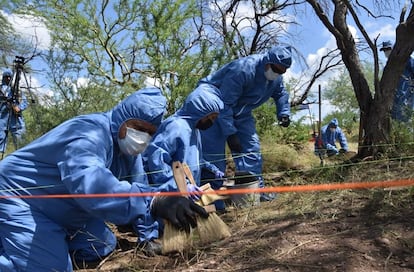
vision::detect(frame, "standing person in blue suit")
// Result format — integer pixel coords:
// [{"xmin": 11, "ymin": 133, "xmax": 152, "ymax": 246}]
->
[
  {"xmin": 0, "ymin": 87, "xmax": 208, "ymax": 271},
  {"xmin": 143, "ymin": 85, "xmax": 224, "ymax": 198},
  {"xmin": 314, "ymin": 118, "xmax": 349, "ymax": 157},
  {"xmin": 380, "ymin": 40, "xmax": 414, "ymax": 122},
  {"xmin": 197, "ymin": 45, "xmax": 293, "ymax": 206},
  {"xmin": 0, "ymin": 69, "xmax": 28, "ymax": 154}
]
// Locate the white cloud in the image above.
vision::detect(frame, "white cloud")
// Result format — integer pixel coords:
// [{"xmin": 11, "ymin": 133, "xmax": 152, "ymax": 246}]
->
[
  {"xmin": 144, "ymin": 77, "xmax": 162, "ymax": 89},
  {"xmin": 13, "ymin": 72, "xmax": 51, "ymax": 106},
  {"xmin": 76, "ymin": 77, "xmax": 90, "ymax": 89},
  {"xmin": 1, "ymin": 11, "xmax": 52, "ymax": 100},
  {"xmin": 369, "ymin": 23, "xmax": 395, "ymax": 43},
  {"xmin": 68, "ymin": 77, "xmax": 91, "ymax": 99},
  {"xmin": 2, "ymin": 11, "xmax": 51, "ymax": 50},
  {"xmin": 288, "ymin": 27, "xmax": 352, "ymax": 123}
]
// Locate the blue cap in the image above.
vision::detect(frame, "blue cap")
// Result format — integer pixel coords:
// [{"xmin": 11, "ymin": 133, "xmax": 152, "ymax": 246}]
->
[{"xmin": 380, "ymin": 41, "xmax": 393, "ymax": 51}]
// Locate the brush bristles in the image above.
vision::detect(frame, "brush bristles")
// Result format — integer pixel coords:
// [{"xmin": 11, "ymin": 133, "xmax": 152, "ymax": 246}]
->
[
  {"xmin": 162, "ymin": 221, "xmax": 192, "ymax": 254},
  {"xmin": 196, "ymin": 213, "xmax": 231, "ymax": 244}
]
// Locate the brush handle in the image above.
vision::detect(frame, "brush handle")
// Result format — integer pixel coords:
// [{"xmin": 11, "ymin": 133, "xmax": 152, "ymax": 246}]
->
[
  {"xmin": 172, "ymin": 161, "xmax": 188, "ymax": 197},
  {"xmin": 182, "ymin": 163, "xmax": 229, "ymax": 205},
  {"xmin": 182, "ymin": 163, "xmax": 197, "ymax": 186}
]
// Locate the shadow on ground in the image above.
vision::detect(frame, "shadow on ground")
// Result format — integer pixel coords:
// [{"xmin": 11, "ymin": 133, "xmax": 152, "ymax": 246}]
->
[{"xmin": 76, "ymin": 186, "xmax": 414, "ymax": 272}]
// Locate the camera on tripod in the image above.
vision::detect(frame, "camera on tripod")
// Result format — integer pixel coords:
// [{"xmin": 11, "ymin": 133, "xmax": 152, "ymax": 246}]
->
[
  {"xmin": 13, "ymin": 56, "xmax": 25, "ymax": 70},
  {"xmin": 0, "ymin": 55, "xmax": 30, "ymax": 158}
]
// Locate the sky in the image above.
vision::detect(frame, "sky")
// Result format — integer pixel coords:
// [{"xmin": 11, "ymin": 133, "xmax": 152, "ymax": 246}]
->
[
  {"xmin": 1, "ymin": 1, "xmax": 408, "ymax": 122},
  {"xmin": 0, "ymin": 11, "xmax": 51, "ymax": 97}
]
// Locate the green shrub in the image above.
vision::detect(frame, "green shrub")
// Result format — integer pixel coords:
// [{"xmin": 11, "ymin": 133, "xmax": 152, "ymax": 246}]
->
[{"xmin": 390, "ymin": 120, "xmax": 414, "ymax": 154}]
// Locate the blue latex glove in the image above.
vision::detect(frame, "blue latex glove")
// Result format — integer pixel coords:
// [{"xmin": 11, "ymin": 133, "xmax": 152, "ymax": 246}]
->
[
  {"xmin": 186, "ymin": 183, "xmax": 202, "ymax": 201},
  {"xmin": 215, "ymin": 170, "xmax": 225, "ymax": 180}
]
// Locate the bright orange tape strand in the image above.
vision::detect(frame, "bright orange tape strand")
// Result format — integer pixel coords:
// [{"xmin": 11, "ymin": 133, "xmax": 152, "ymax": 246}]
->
[{"xmin": 1, "ymin": 179, "xmax": 413, "ymax": 199}]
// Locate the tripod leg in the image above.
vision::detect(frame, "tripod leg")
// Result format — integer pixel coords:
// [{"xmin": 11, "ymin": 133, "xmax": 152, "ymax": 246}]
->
[
  {"xmin": 12, "ymin": 131, "xmax": 18, "ymax": 150},
  {"xmin": 0, "ymin": 105, "xmax": 15, "ymax": 159},
  {"xmin": 11, "ymin": 127, "xmax": 24, "ymax": 150}
]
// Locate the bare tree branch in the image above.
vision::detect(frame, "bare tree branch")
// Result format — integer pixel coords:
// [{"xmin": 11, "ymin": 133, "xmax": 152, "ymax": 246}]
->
[
  {"xmin": 355, "ymin": 0, "xmax": 394, "ymax": 19},
  {"xmin": 291, "ymin": 48, "xmax": 342, "ymax": 106}
]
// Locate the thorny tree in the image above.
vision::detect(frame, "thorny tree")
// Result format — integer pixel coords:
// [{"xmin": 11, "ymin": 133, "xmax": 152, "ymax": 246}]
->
[
  {"xmin": 306, "ymin": 0, "xmax": 414, "ymax": 158},
  {"xmin": 201, "ymin": 1, "xmax": 351, "ymax": 108}
]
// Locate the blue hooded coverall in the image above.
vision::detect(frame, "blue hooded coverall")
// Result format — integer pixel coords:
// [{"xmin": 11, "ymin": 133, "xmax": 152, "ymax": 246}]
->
[
  {"xmin": 0, "ymin": 70, "xmax": 28, "ymax": 153},
  {"xmin": 0, "ymin": 87, "xmax": 166, "ymax": 271},
  {"xmin": 314, "ymin": 118, "xmax": 349, "ymax": 156},
  {"xmin": 198, "ymin": 46, "xmax": 292, "ymax": 190},
  {"xmin": 143, "ymin": 85, "xmax": 224, "ymax": 192},
  {"xmin": 391, "ymin": 55, "xmax": 414, "ymax": 122}
]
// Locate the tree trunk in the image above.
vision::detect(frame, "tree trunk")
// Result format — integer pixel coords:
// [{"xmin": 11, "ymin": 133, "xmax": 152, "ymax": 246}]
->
[
  {"xmin": 360, "ymin": 5, "xmax": 414, "ymax": 158},
  {"xmin": 307, "ymin": 0, "xmax": 414, "ymax": 158}
]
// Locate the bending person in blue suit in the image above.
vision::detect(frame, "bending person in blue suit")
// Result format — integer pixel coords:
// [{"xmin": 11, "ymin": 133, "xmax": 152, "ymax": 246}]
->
[
  {"xmin": 0, "ymin": 87, "xmax": 208, "ymax": 271},
  {"xmin": 143, "ymin": 85, "xmax": 224, "ymax": 198},
  {"xmin": 314, "ymin": 118, "xmax": 349, "ymax": 157},
  {"xmin": 379, "ymin": 41, "xmax": 414, "ymax": 122},
  {"xmin": 0, "ymin": 69, "xmax": 28, "ymax": 153},
  {"xmin": 197, "ymin": 45, "xmax": 292, "ymax": 205}
]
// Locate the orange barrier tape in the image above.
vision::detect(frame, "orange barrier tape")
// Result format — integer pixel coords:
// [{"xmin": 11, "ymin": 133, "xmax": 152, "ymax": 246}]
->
[
  {"xmin": 1, "ymin": 179, "xmax": 413, "ymax": 199},
  {"xmin": 250, "ymin": 178, "xmax": 414, "ymax": 193}
]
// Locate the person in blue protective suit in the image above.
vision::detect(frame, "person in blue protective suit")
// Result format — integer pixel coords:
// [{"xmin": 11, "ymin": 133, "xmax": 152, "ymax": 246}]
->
[
  {"xmin": 314, "ymin": 118, "xmax": 349, "ymax": 157},
  {"xmin": 0, "ymin": 69, "xmax": 28, "ymax": 154},
  {"xmin": 380, "ymin": 41, "xmax": 414, "ymax": 122},
  {"xmin": 197, "ymin": 45, "xmax": 292, "ymax": 206},
  {"xmin": 0, "ymin": 87, "xmax": 209, "ymax": 271},
  {"xmin": 143, "ymin": 85, "xmax": 224, "ymax": 199}
]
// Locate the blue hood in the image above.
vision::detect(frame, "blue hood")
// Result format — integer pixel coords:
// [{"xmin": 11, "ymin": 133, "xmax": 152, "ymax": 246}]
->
[
  {"xmin": 265, "ymin": 46, "xmax": 292, "ymax": 68},
  {"xmin": 2, "ymin": 69, "xmax": 12, "ymax": 86},
  {"xmin": 329, "ymin": 118, "xmax": 339, "ymax": 127},
  {"xmin": 110, "ymin": 87, "xmax": 167, "ymax": 141},
  {"xmin": 175, "ymin": 86, "xmax": 224, "ymax": 127},
  {"xmin": 2, "ymin": 69, "xmax": 12, "ymax": 77}
]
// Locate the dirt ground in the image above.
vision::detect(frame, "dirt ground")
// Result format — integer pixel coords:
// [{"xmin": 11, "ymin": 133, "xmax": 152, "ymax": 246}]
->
[{"xmin": 75, "ymin": 165, "xmax": 414, "ymax": 272}]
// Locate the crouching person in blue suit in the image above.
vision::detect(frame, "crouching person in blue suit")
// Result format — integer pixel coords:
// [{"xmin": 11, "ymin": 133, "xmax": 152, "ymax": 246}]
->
[
  {"xmin": 0, "ymin": 87, "xmax": 208, "ymax": 271},
  {"xmin": 314, "ymin": 118, "xmax": 349, "ymax": 157}
]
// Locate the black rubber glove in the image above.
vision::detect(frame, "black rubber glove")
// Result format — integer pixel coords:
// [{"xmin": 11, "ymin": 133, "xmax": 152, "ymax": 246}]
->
[
  {"xmin": 339, "ymin": 148, "xmax": 347, "ymax": 154},
  {"xmin": 151, "ymin": 196, "xmax": 209, "ymax": 233},
  {"xmin": 278, "ymin": 115, "xmax": 291, "ymax": 127},
  {"xmin": 227, "ymin": 134, "xmax": 242, "ymax": 153}
]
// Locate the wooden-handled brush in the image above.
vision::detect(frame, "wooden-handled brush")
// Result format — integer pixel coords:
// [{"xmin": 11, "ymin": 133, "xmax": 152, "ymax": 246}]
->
[
  {"xmin": 161, "ymin": 161, "xmax": 193, "ymax": 254},
  {"xmin": 181, "ymin": 163, "xmax": 231, "ymax": 244},
  {"xmin": 181, "ymin": 163, "xmax": 228, "ymax": 208},
  {"xmin": 172, "ymin": 161, "xmax": 188, "ymax": 195}
]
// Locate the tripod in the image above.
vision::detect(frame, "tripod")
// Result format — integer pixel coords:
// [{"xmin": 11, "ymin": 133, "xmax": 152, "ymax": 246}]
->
[{"xmin": 0, "ymin": 56, "xmax": 32, "ymax": 159}]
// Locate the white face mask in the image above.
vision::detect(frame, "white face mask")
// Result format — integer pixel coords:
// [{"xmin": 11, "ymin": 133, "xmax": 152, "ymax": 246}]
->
[
  {"xmin": 264, "ymin": 67, "xmax": 280, "ymax": 81},
  {"xmin": 383, "ymin": 50, "xmax": 391, "ymax": 59},
  {"xmin": 118, "ymin": 127, "xmax": 152, "ymax": 156}
]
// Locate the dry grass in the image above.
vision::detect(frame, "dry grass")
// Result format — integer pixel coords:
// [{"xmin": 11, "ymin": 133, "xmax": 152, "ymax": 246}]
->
[{"xmin": 75, "ymin": 140, "xmax": 414, "ymax": 272}]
